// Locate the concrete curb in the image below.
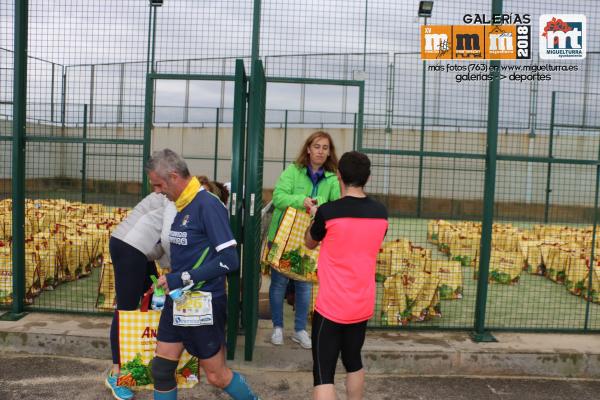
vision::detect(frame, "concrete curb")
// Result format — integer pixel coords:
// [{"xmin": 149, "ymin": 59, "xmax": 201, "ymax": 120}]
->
[{"xmin": 2, "ymin": 313, "xmax": 600, "ymax": 378}]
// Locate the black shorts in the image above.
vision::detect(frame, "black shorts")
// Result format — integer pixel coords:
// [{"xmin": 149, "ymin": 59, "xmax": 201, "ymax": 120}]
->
[
  {"xmin": 157, "ymin": 294, "xmax": 227, "ymax": 360},
  {"xmin": 311, "ymin": 310, "xmax": 367, "ymax": 386}
]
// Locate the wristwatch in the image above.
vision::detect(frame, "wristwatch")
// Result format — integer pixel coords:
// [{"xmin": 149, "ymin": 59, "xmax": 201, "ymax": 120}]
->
[{"xmin": 181, "ymin": 271, "xmax": 192, "ymax": 286}]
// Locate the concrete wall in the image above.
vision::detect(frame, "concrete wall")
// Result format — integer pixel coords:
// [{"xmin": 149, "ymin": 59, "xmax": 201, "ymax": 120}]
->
[
  {"xmin": 151, "ymin": 126, "xmax": 355, "ymax": 186},
  {"xmin": 0, "ymin": 123, "xmax": 144, "ymax": 182},
  {"xmin": 1, "ymin": 121, "xmax": 598, "ymax": 208},
  {"xmin": 365, "ymin": 129, "xmax": 598, "ymax": 207}
]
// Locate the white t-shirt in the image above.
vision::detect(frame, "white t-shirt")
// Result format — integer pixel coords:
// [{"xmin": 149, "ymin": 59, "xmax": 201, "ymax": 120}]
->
[
  {"xmin": 111, "ymin": 192, "xmax": 173, "ymax": 261},
  {"xmin": 158, "ymin": 201, "xmax": 177, "ymax": 267}
]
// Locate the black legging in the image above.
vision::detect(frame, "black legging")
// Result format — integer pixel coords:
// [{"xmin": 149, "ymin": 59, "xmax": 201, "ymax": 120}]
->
[
  {"xmin": 109, "ymin": 236, "xmax": 158, "ymax": 365},
  {"xmin": 311, "ymin": 310, "xmax": 367, "ymax": 386}
]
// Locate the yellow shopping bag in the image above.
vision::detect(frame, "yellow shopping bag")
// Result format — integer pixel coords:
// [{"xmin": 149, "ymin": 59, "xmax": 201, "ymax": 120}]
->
[
  {"xmin": 117, "ymin": 289, "xmax": 200, "ymax": 389},
  {"xmin": 96, "ymin": 260, "xmax": 116, "ymax": 311},
  {"xmin": 264, "ymin": 207, "xmax": 319, "ymax": 282}
]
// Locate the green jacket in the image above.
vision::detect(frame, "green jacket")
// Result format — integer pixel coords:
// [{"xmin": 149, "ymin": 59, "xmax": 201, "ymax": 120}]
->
[{"xmin": 267, "ymin": 163, "xmax": 341, "ymax": 241}]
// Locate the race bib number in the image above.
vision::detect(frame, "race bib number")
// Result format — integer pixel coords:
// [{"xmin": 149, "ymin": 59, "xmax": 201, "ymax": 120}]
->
[{"xmin": 173, "ymin": 291, "xmax": 213, "ymax": 327}]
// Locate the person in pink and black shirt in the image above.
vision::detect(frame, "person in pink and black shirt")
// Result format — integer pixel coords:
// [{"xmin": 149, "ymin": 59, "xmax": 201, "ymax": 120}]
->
[{"xmin": 305, "ymin": 151, "xmax": 388, "ymax": 400}]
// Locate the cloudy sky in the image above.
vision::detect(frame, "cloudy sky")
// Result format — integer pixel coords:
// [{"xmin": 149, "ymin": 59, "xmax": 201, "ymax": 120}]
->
[{"xmin": 0, "ymin": 1, "xmax": 598, "ymax": 128}]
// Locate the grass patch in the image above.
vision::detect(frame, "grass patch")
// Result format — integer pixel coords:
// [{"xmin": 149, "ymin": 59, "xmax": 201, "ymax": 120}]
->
[
  {"xmin": 31, "ymin": 266, "xmax": 104, "ymax": 313},
  {"xmin": 9, "ymin": 216, "xmax": 600, "ymax": 330},
  {"xmin": 374, "ymin": 218, "xmax": 600, "ymax": 330}
]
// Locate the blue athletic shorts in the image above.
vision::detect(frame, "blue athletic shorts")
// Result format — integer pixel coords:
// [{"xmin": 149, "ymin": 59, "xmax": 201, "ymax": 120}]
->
[{"xmin": 157, "ymin": 293, "xmax": 227, "ymax": 360}]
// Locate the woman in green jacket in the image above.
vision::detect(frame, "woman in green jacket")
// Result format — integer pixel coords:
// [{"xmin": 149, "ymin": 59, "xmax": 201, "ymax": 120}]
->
[{"xmin": 268, "ymin": 131, "xmax": 341, "ymax": 349}]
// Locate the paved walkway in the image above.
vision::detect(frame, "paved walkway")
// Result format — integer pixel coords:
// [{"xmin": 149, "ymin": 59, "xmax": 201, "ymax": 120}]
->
[
  {"xmin": 2, "ymin": 311, "xmax": 600, "ymax": 378},
  {"xmin": 3, "ymin": 351, "xmax": 600, "ymax": 400}
]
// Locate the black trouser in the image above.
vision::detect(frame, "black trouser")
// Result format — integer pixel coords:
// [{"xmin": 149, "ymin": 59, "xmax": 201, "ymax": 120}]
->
[
  {"xmin": 312, "ymin": 310, "xmax": 367, "ymax": 386},
  {"xmin": 109, "ymin": 236, "xmax": 158, "ymax": 365}
]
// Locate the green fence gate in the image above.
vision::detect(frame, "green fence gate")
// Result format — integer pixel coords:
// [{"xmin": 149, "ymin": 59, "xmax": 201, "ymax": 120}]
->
[{"xmin": 142, "ymin": 61, "xmax": 255, "ymax": 360}]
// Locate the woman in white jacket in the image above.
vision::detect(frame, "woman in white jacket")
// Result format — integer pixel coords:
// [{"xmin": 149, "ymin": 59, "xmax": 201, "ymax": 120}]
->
[
  {"xmin": 105, "ymin": 178, "xmax": 229, "ymax": 400},
  {"xmin": 105, "ymin": 192, "xmax": 173, "ymax": 400}
]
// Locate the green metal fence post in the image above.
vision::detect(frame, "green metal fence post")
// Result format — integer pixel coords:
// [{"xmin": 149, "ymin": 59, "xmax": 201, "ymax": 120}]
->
[
  {"xmin": 544, "ymin": 91, "xmax": 556, "ymax": 223},
  {"xmin": 472, "ymin": 0, "xmax": 502, "ymax": 343},
  {"xmin": 238, "ymin": 0, "xmax": 264, "ymax": 362},
  {"xmin": 352, "ymin": 113, "xmax": 358, "ymax": 150},
  {"xmin": 251, "ymin": 0, "xmax": 262, "ymax": 65},
  {"xmin": 417, "ymin": 30, "xmax": 427, "ymax": 218},
  {"xmin": 283, "ymin": 109, "xmax": 288, "ymax": 170},
  {"xmin": 583, "ymin": 130, "xmax": 600, "ymax": 330},
  {"xmin": 50, "ymin": 63, "xmax": 55, "ymax": 123},
  {"xmin": 214, "ymin": 107, "xmax": 220, "ymax": 180},
  {"xmin": 61, "ymin": 67, "xmax": 67, "ymax": 128},
  {"xmin": 227, "ymin": 59, "xmax": 247, "ymax": 360},
  {"xmin": 383, "ymin": 54, "xmax": 395, "ymax": 197},
  {"xmin": 146, "ymin": 5, "xmax": 153, "ymax": 73},
  {"xmin": 89, "ymin": 65, "xmax": 95, "ymax": 124},
  {"xmin": 142, "ymin": 3, "xmax": 159, "ymax": 197},
  {"xmin": 142, "ymin": 75, "xmax": 153, "ymax": 196},
  {"xmin": 81, "ymin": 104, "xmax": 88, "ymax": 203},
  {"xmin": 243, "ymin": 59, "xmax": 266, "ymax": 362},
  {"xmin": 5, "ymin": 0, "xmax": 29, "ymax": 321},
  {"xmin": 356, "ymin": 83, "xmax": 365, "ymax": 150},
  {"xmin": 151, "ymin": 6, "xmax": 158, "ymax": 73},
  {"xmin": 362, "ymin": 0, "xmax": 368, "ymax": 72}
]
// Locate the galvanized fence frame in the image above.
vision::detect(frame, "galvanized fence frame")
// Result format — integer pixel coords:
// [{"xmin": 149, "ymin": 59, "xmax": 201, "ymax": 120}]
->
[{"xmin": 1, "ymin": 1, "xmax": 599, "ymax": 343}]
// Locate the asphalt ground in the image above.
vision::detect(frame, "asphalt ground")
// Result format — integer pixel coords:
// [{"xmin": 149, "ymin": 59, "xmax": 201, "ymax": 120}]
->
[{"xmin": 2, "ymin": 352, "xmax": 600, "ymax": 400}]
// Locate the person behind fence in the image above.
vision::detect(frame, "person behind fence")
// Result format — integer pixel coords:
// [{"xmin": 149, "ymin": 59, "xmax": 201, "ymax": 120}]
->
[
  {"xmin": 267, "ymin": 131, "xmax": 341, "ymax": 349},
  {"xmin": 305, "ymin": 151, "xmax": 388, "ymax": 400},
  {"xmin": 105, "ymin": 191, "xmax": 173, "ymax": 400},
  {"xmin": 147, "ymin": 149, "xmax": 260, "ymax": 400},
  {"xmin": 198, "ymin": 175, "xmax": 230, "ymax": 206}
]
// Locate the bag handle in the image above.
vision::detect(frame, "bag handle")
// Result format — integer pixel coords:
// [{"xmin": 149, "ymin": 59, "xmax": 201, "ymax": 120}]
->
[
  {"xmin": 271, "ymin": 207, "xmax": 295, "ymax": 241},
  {"xmin": 140, "ymin": 287, "xmax": 154, "ymax": 312},
  {"xmin": 268, "ymin": 207, "xmax": 296, "ymax": 266}
]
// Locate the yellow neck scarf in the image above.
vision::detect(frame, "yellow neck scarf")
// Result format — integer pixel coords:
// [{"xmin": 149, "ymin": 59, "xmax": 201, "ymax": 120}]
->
[{"xmin": 175, "ymin": 176, "xmax": 200, "ymax": 212}]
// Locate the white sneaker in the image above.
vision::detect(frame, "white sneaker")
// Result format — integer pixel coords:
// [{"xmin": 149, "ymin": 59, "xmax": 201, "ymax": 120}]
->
[
  {"xmin": 271, "ymin": 326, "xmax": 283, "ymax": 345},
  {"xmin": 292, "ymin": 330, "xmax": 312, "ymax": 349}
]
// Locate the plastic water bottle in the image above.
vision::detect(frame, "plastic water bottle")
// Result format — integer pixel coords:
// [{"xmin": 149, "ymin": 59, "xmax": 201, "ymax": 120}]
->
[
  {"xmin": 150, "ymin": 275, "xmax": 166, "ymax": 311},
  {"xmin": 169, "ymin": 282, "xmax": 195, "ymax": 304}
]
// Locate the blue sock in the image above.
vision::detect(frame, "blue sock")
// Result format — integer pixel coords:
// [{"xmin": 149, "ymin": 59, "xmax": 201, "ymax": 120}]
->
[
  {"xmin": 224, "ymin": 371, "xmax": 259, "ymax": 400},
  {"xmin": 154, "ymin": 388, "xmax": 177, "ymax": 400}
]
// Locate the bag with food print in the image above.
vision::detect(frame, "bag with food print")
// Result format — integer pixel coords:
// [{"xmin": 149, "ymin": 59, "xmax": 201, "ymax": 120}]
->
[
  {"xmin": 431, "ymin": 260, "xmax": 463, "ymax": 300},
  {"xmin": 264, "ymin": 207, "xmax": 319, "ymax": 282},
  {"xmin": 96, "ymin": 259, "xmax": 116, "ymax": 311},
  {"xmin": 565, "ymin": 252, "xmax": 588, "ymax": 296},
  {"xmin": 117, "ymin": 289, "xmax": 200, "ymax": 389},
  {"xmin": 410, "ymin": 269, "xmax": 441, "ymax": 321},
  {"xmin": 0, "ymin": 245, "xmax": 12, "ymax": 304}
]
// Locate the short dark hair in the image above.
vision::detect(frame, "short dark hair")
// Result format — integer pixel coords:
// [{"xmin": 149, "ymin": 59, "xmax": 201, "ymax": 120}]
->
[{"xmin": 338, "ymin": 151, "xmax": 370, "ymax": 187}]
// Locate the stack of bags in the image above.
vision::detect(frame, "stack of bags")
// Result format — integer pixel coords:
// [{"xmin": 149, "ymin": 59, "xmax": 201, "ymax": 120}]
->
[
  {"xmin": 96, "ymin": 257, "xmax": 116, "ymax": 311},
  {"xmin": 428, "ymin": 220, "xmax": 526, "ymax": 285},
  {"xmin": 430, "ymin": 260, "xmax": 463, "ymax": 300},
  {"xmin": 428, "ymin": 219, "xmax": 600, "ymax": 304},
  {"xmin": 377, "ymin": 239, "xmax": 444, "ymax": 326},
  {"xmin": 0, "ymin": 198, "xmax": 128, "ymax": 306},
  {"xmin": 530, "ymin": 225, "xmax": 600, "ymax": 303}
]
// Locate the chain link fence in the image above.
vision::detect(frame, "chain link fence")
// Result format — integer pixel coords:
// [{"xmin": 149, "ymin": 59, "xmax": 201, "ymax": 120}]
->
[{"xmin": 1, "ymin": 0, "xmax": 600, "ymax": 334}]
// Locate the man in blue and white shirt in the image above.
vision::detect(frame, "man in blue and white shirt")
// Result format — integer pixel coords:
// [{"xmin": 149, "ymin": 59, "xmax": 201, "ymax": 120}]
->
[{"xmin": 147, "ymin": 149, "xmax": 259, "ymax": 400}]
